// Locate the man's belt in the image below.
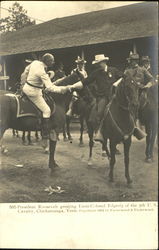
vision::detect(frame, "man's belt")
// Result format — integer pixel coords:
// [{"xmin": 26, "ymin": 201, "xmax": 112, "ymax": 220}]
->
[{"xmin": 26, "ymin": 81, "xmax": 43, "ymax": 89}]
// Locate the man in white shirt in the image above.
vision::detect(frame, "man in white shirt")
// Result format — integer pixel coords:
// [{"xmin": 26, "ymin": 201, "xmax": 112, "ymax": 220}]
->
[
  {"xmin": 21, "ymin": 53, "xmax": 71, "ymax": 142},
  {"xmin": 66, "ymin": 56, "xmax": 87, "ymax": 117}
]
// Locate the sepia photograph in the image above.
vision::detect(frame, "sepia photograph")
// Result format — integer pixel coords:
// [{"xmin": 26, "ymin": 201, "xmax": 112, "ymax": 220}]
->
[{"xmin": 0, "ymin": 1, "xmax": 158, "ymax": 249}]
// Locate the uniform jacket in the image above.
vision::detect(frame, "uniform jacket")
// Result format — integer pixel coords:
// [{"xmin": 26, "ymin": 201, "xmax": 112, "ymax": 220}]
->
[
  {"xmin": 124, "ymin": 65, "xmax": 153, "ymax": 87},
  {"xmin": 83, "ymin": 66, "xmax": 123, "ymax": 97}
]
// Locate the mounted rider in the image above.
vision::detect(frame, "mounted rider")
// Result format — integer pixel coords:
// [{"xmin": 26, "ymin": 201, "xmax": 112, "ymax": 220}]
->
[
  {"xmin": 66, "ymin": 56, "xmax": 88, "ymax": 117},
  {"xmin": 125, "ymin": 52, "xmax": 154, "ymax": 89},
  {"xmin": 124, "ymin": 52, "xmax": 154, "ymax": 139},
  {"xmin": 21, "ymin": 53, "xmax": 71, "ymax": 144},
  {"xmin": 80, "ymin": 54, "xmax": 123, "ymax": 142}
]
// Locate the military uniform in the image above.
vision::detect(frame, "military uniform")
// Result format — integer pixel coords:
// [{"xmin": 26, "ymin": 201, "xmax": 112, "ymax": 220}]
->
[{"xmin": 124, "ymin": 65, "xmax": 153, "ymax": 88}]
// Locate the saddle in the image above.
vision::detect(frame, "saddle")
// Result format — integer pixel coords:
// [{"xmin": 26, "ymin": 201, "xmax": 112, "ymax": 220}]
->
[{"xmin": 6, "ymin": 92, "xmax": 55, "ymax": 118}]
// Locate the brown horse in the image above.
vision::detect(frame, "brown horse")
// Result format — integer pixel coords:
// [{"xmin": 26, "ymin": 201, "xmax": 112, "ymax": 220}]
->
[{"xmin": 75, "ymin": 74, "xmax": 139, "ymax": 184}]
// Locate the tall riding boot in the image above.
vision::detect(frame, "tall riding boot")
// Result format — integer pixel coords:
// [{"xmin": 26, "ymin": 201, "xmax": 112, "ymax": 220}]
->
[
  {"xmin": 94, "ymin": 120, "xmax": 104, "ymax": 143},
  {"xmin": 41, "ymin": 118, "xmax": 50, "ymax": 148}
]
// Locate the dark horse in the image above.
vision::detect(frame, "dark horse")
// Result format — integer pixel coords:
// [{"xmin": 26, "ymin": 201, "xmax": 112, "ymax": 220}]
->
[
  {"xmin": 138, "ymin": 83, "xmax": 158, "ymax": 163},
  {"xmin": 76, "ymin": 74, "xmax": 139, "ymax": 184},
  {"xmin": 0, "ymin": 91, "xmax": 67, "ymax": 169},
  {"xmin": 0, "ymin": 74, "xmax": 81, "ymax": 170}
]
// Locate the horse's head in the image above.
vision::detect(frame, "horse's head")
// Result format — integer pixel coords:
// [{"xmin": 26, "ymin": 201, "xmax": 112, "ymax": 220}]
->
[{"xmin": 122, "ymin": 73, "xmax": 139, "ymax": 109}]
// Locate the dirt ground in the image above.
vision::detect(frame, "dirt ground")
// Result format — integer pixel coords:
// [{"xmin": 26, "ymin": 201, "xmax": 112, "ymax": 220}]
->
[{"xmin": 0, "ymin": 127, "xmax": 158, "ymax": 203}]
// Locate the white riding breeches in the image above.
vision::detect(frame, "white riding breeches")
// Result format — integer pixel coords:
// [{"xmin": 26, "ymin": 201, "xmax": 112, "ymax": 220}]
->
[
  {"xmin": 23, "ymin": 84, "xmax": 51, "ymax": 118},
  {"xmin": 28, "ymin": 95, "xmax": 51, "ymax": 118}
]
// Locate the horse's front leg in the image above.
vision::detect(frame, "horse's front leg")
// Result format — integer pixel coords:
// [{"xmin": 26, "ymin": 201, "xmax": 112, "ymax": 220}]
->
[
  {"xmin": 66, "ymin": 115, "xmax": 73, "ymax": 142},
  {"xmin": 149, "ymin": 121, "xmax": 157, "ymax": 161},
  {"xmin": 123, "ymin": 136, "xmax": 132, "ymax": 185},
  {"xmin": 108, "ymin": 140, "xmax": 116, "ymax": 182},
  {"xmin": 145, "ymin": 123, "xmax": 151, "ymax": 161},
  {"xmin": 87, "ymin": 126, "xmax": 94, "ymax": 166},
  {"xmin": 27, "ymin": 131, "xmax": 33, "ymax": 145},
  {"xmin": 22, "ymin": 131, "xmax": 26, "ymax": 145},
  {"xmin": 63, "ymin": 123, "xmax": 68, "ymax": 141},
  {"xmin": 35, "ymin": 130, "xmax": 40, "ymax": 141},
  {"xmin": 49, "ymin": 130, "xmax": 59, "ymax": 172},
  {"xmin": 102, "ymin": 139, "xmax": 110, "ymax": 158},
  {"xmin": 79, "ymin": 116, "xmax": 84, "ymax": 146}
]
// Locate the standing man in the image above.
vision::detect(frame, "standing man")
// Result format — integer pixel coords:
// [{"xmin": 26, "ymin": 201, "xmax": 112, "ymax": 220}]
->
[
  {"xmin": 66, "ymin": 56, "xmax": 87, "ymax": 117},
  {"xmin": 141, "ymin": 56, "xmax": 152, "ymax": 74},
  {"xmin": 82, "ymin": 54, "xmax": 123, "ymax": 142},
  {"xmin": 21, "ymin": 53, "xmax": 71, "ymax": 145}
]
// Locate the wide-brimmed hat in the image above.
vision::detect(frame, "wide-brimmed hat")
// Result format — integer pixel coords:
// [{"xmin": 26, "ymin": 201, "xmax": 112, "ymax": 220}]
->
[
  {"xmin": 141, "ymin": 56, "xmax": 150, "ymax": 62},
  {"xmin": 92, "ymin": 54, "xmax": 109, "ymax": 64},
  {"xmin": 75, "ymin": 56, "xmax": 87, "ymax": 64},
  {"xmin": 127, "ymin": 52, "xmax": 139, "ymax": 61}
]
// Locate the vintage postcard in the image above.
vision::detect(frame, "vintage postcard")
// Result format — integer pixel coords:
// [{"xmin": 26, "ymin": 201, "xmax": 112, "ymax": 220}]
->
[{"xmin": 0, "ymin": 1, "xmax": 158, "ymax": 249}]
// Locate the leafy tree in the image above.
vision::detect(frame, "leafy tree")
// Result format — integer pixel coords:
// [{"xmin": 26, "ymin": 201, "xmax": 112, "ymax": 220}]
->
[{"xmin": 0, "ymin": 2, "xmax": 35, "ymax": 33}]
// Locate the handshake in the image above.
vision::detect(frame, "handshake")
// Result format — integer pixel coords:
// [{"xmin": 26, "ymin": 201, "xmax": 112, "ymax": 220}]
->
[
  {"xmin": 45, "ymin": 81, "xmax": 83, "ymax": 94},
  {"xmin": 58, "ymin": 85, "xmax": 74, "ymax": 94},
  {"xmin": 59, "ymin": 81, "xmax": 84, "ymax": 94}
]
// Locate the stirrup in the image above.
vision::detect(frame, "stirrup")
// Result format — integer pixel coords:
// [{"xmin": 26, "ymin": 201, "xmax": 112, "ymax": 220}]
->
[{"xmin": 133, "ymin": 127, "xmax": 146, "ymax": 140}]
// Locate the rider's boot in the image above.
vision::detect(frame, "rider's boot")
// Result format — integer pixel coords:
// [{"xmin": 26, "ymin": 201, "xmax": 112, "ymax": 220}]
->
[
  {"xmin": 94, "ymin": 120, "xmax": 104, "ymax": 143},
  {"xmin": 133, "ymin": 127, "xmax": 146, "ymax": 140},
  {"xmin": 41, "ymin": 118, "xmax": 50, "ymax": 148}
]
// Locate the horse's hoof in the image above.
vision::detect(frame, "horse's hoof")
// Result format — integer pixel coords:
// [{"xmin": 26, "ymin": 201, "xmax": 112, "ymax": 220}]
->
[
  {"xmin": 79, "ymin": 142, "xmax": 84, "ymax": 147},
  {"xmin": 28, "ymin": 142, "xmax": 34, "ymax": 146},
  {"xmin": 63, "ymin": 138, "xmax": 68, "ymax": 142},
  {"xmin": 145, "ymin": 158, "xmax": 153, "ymax": 163},
  {"xmin": 44, "ymin": 147, "xmax": 49, "ymax": 154},
  {"xmin": 108, "ymin": 174, "xmax": 114, "ymax": 182},
  {"xmin": 127, "ymin": 179, "xmax": 133, "ymax": 186},
  {"xmin": 54, "ymin": 162, "xmax": 60, "ymax": 168},
  {"xmin": 22, "ymin": 142, "xmax": 28, "ymax": 146},
  {"xmin": 88, "ymin": 160, "xmax": 93, "ymax": 166},
  {"xmin": 49, "ymin": 168, "xmax": 55, "ymax": 176},
  {"xmin": 68, "ymin": 136, "xmax": 73, "ymax": 141},
  {"xmin": 102, "ymin": 151, "xmax": 107, "ymax": 157},
  {"xmin": 115, "ymin": 149, "xmax": 121, "ymax": 155}
]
